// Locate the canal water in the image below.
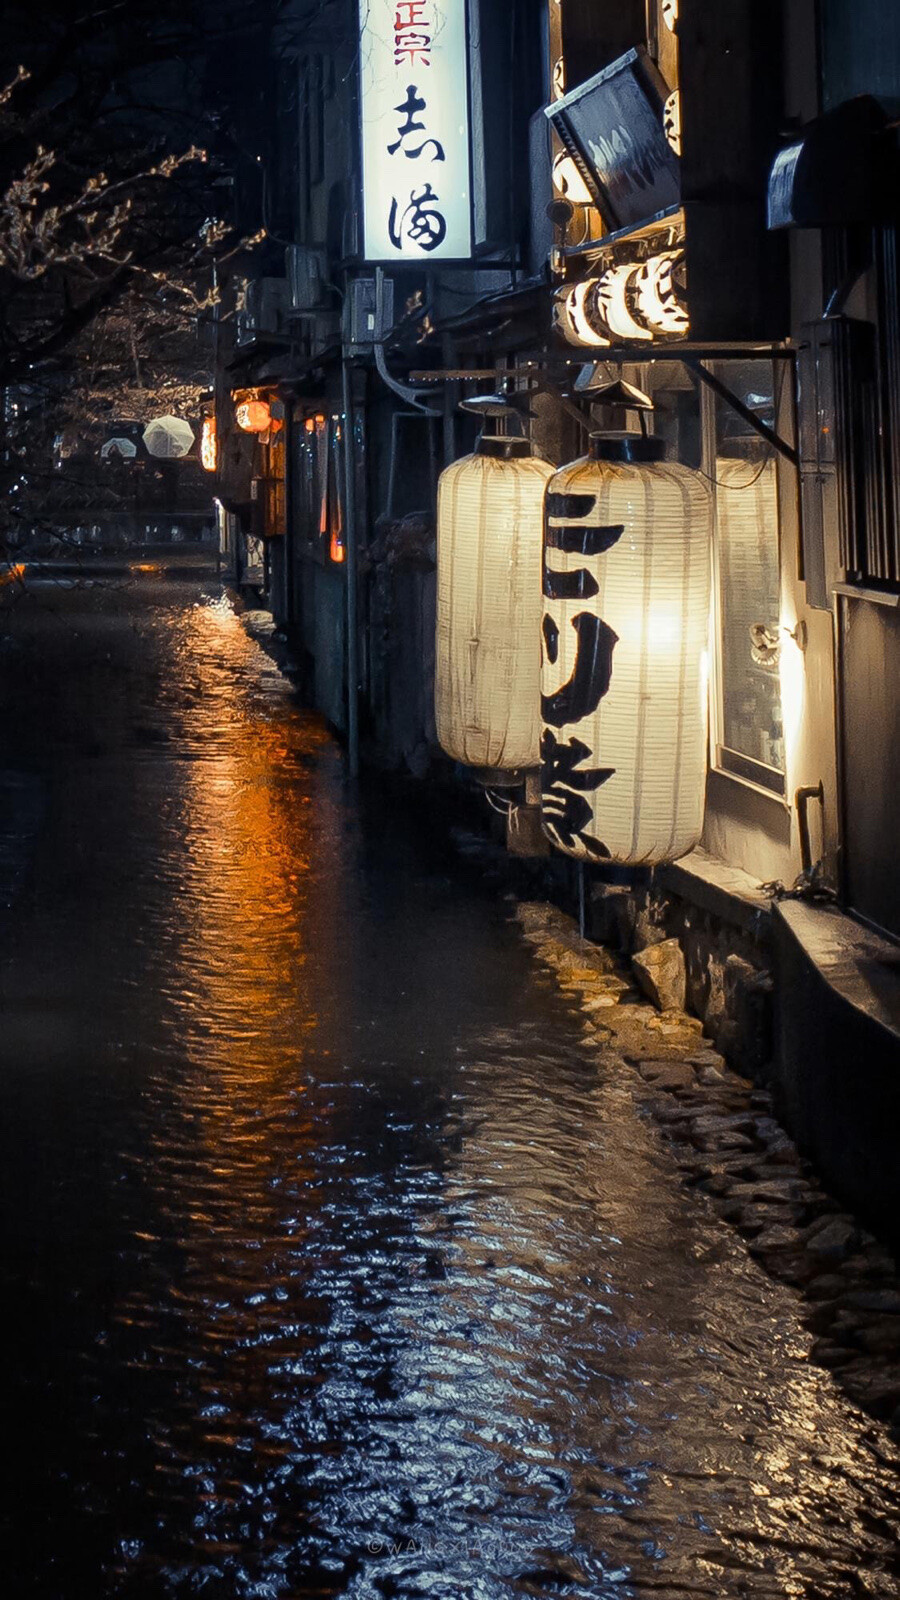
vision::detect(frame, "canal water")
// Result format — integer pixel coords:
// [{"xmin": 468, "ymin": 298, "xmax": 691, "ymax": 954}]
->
[{"xmin": 1, "ymin": 575, "xmax": 898, "ymax": 1600}]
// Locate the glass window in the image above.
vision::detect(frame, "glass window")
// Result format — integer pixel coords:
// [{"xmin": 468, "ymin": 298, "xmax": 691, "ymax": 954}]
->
[{"xmin": 711, "ymin": 362, "xmax": 786, "ymax": 795}]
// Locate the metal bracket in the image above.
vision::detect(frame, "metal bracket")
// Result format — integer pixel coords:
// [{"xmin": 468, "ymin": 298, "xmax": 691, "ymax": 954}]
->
[{"xmin": 684, "ymin": 360, "xmax": 798, "ymax": 466}]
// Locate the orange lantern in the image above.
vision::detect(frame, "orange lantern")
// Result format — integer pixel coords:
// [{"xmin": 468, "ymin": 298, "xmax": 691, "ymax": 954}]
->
[
  {"xmin": 200, "ymin": 416, "xmax": 217, "ymax": 471},
  {"xmin": 235, "ymin": 398, "xmax": 272, "ymax": 433}
]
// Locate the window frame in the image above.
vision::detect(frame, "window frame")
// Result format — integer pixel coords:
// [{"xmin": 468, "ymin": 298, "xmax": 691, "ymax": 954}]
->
[{"xmin": 701, "ymin": 368, "xmax": 789, "ymax": 803}]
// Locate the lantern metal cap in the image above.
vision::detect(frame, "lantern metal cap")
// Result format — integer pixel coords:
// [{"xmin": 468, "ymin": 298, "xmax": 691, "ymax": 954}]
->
[
  {"xmin": 479, "ymin": 438, "xmax": 534, "ymax": 460},
  {"xmin": 588, "ymin": 433, "xmax": 667, "ymax": 463},
  {"xmin": 460, "ymin": 392, "xmax": 536, "ymax": 455},
  {"xmin": 585, "ymin": 377, "xmax": 654, "ymax": 410},
  {"xmin": 458, "ymin": 393, "xmax": 534, "ymax": 419}
]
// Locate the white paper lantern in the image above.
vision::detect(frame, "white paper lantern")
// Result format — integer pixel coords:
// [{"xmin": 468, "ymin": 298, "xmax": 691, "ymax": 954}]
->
[
  {"xmin": 540, "ymin": 435, "xmax": 711, "ymax": 864},
  {"xmin": 663, "ymin": 89, "xmax": 682, "ymax": 156},
  {"xmin": 551, "ymin": 152, "xmax": 593, "ymax": 206},
  {"xmin": 553, "ymin": 281, "xmax": 610, "ymax": 349},
  {"xmin": 142, "ymin": 415, "xmax": 195, "ymax": 459},
  {"xmin": 436, "ymin": 413, "xmax": 554, "ymax": 775},
  {"xmin": 554, "ymin": 252, "xmax": 688, "ymax": 349},
  {"xmin": 100, "ymin": 436, "xmax": 137, "ymax": 460}
]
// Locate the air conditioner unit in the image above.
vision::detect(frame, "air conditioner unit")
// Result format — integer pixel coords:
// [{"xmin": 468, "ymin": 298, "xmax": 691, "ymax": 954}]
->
[
  {"xmin": 344, "ymin": 276, "xmax": 395, "ymax": 350},
  {"xmin": 310, "ymin": 311, "xmax": 341, "ymax": 358},
  {"xmin": 234, "ymin": 307, "xmax": 255, "ymax": 348},
  {"xmin": 286, "ymin": 245, "xmax": 328, "ymax": 312},
  {"xmin": 237, "ymin": 277, "xmax": 291, "ymax": 343},
  {"xmin": 256, "ymin": 276, "xmax": 291, "ymax": 335}
]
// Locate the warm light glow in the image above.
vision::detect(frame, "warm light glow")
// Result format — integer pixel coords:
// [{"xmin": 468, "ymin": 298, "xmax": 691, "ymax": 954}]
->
[
  {"xmin": 552, "ymin": 152, "xmax": 593, "ymax": 205},
  {"xmin": 634, "ymin": 250, "xmax": 689, "ymax": 336},
  {"xmin": 662, "ymin": 0, "xmax": 679, "ymax": 31},
  {"xmin": 0, "ymin": 562, "xmax": 26, "ymax": 587},
  {"xmin": 541, "ymin": 447, "xmax": 711, "ymax": 864},
  {"xmin": 715, "ymin": 457, "xmax": 785, "ymax": 774},
  {"xmin": 663, "ymin": 90, "xmax": 682, "ymax": 156},
  {"xmin": 200, "ymin": 416, "xmax": 217, "ymax": 471},
  {"xmin": 553, "ymin": 281, "xmax": 610, "ymax": 348},
  {"xmin": 304, "ymin": 417, "xmax": 316, "ymax": 434},
  {"xmin": 236, "ymin": 399, "xmax": 272, "ymax": 433},
  {"xmin": 596, "ymin": 263, "xmax": 653, "ymax": 341},
  {"xmin": 436, "ymin": 447, "xmax": 555, "ymax": 771},
  {"xmin": 779, "ymin": 611, "xmax": 806, "ymax": 761},
  {"xmin": 329, "ymin": 532, "xmax": 346, "ymax": 564},
  {"xmin": 556, "ymin": 252, "xmax": 688, "ymax": 347}
]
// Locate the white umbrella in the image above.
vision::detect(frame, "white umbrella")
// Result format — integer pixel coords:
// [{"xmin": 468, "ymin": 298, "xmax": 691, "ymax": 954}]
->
[
  {"xmin": 142, "ymin": 415, "xmax": 195, "ymax": 459},
  {"xmin": 101, "ymin": 436, "xmax": 138, "ymax": 459}
]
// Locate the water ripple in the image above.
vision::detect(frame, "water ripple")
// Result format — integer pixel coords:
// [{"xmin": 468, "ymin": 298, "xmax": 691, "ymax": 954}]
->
[{"xmin": 0, "ymin": 578, "xmax": 898, "ymax": 1599}]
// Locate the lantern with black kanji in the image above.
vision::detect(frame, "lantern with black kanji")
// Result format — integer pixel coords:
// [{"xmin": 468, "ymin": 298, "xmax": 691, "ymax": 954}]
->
[
  {"xmin": 540, "ymin": 434, "xmax": 711, "ymax": 864},
  {"xmin": 436, "ymin": 397, "xmax": 554, "ymax": 778},
  {"xmin": 235, "ymin": 398, "xmax": 272, "ymax": 434}
]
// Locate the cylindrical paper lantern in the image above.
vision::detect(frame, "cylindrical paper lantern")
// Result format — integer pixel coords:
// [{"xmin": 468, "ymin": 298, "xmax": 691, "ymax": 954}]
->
[
  {"xmin": 436, "ymin": 404, "xmax": 554, "ymax": 775},
  {"xmin": 540, "ymin": 435, "xmax": 711, "ymax": 864}
]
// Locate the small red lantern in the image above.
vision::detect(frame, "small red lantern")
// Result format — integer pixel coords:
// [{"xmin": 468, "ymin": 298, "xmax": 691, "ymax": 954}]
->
[{"xmin": 235, "ymin": 398, "xmax": 272, "ymax": 433}]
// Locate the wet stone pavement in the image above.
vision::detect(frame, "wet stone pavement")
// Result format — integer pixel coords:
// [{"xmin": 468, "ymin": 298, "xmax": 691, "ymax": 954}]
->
[{"xmin": 1, "ymin": 574, "xmax": 899, "ymax": 1600}]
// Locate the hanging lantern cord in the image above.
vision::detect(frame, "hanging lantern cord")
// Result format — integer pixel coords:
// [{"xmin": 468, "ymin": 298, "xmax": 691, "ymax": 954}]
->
[{"xmin": 458, "ymin": 393, "xmax": 533, "ymax": 450}]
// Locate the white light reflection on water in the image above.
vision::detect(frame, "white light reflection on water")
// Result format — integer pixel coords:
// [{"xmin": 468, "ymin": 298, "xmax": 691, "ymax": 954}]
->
[{"xmin": 0, "ymin": 577, "xmax": 898, "ymax": 1600}]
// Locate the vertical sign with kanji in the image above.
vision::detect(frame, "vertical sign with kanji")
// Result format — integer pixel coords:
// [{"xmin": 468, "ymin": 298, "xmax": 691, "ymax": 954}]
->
[{"xmin": 359, "ymin": 1, "xmax": 472, "ymax": 261}]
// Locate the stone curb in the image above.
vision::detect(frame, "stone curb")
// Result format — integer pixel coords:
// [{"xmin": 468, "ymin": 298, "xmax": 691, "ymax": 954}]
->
[{"xmin": 511, "ymin": 896, "xmax": 900, "ymax": 1438}]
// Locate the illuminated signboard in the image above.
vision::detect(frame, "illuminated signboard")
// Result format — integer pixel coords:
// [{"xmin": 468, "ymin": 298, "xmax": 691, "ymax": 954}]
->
[{"xmin": 358, "ymin": 1, "xmax": 472, "ymax": 261}]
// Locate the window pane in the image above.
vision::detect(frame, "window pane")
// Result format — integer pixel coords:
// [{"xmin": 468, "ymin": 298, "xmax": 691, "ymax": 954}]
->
[{"xmin": 714, "ymin": 363, "xmax": 785, "ymax": 780}]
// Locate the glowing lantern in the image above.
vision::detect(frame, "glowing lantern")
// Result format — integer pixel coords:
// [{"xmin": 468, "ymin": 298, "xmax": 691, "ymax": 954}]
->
[
  {"xmin": 634, "ymin": 250, "xmax": 689, "ymax": 337},
  {"xmin": 436, "ymin": 397, "xmax": 555, "ymax": 776},
  {"xmin": 553, "ymin": 281, "xmax": 610, "ymax": 348},
  {"xmin": 235, "ymin": 398, "xmax": 272, "ymax": 433},
  {"xmin": 142, "ymin": 415, "xmax": 195, "ymax": 459},
  {"xmin": 200, "ymin": 416, "xmax": 217, "ymax": 472},
  {"xmin": 554, "ymin": 251, "xmax": 688, "ymax": 348},
  {"xmin": 596, "ymin": 262, "xmax": 654, "ymax": 341},
  {"xmin": 552, "ymin": 153, "xmax": 593, "ymax": 205},
  {"xmin": 663, "ymin": 90, "xmax": 682, "ymax": 156},
  {"xmin": 540, "ymin": 435, "xmax": 711, "ymax": 865}
]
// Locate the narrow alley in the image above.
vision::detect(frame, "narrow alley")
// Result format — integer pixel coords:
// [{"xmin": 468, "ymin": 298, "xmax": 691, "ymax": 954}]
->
[{"xmin": 1, "ymin": 574, "xmax": 898, "ymax": 1600}]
